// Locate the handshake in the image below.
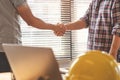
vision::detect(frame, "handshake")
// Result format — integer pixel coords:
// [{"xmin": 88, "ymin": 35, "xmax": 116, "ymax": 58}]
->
[{"xmin": 53, "ymin": 23, "xmax": 67, "ymax": 36}]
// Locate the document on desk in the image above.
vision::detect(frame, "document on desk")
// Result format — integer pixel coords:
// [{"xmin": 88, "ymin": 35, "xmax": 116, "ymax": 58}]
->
[
  {"xmin": 0, "ymin": 72, "xmax": 12, "ymax": 80},
  {"xmin": 118, "ymin": 63, "xmax": 120, "ymax": 69}
]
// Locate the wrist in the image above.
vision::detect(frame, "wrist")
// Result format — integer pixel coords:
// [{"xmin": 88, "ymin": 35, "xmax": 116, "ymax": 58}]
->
[
  {"xmin": 109, "ymin": 49, "xmax": 117, "ymax": 55},
  {"xmin": 65, "ymin": 22, "xmax": 71, "ymax": 30},
  {"xmin": 47, "ymin": 23, "xmax": 56, "ymax": 31}
]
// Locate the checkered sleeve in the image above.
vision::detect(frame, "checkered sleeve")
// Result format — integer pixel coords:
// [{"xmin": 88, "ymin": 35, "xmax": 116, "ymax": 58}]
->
[
  {"xmin": 112, "ymin": 0, "xmax": 120, "ymax": 37},
  {"xmin": 80, "ymin": 2, "xmax": 93, "ymax": 28}
]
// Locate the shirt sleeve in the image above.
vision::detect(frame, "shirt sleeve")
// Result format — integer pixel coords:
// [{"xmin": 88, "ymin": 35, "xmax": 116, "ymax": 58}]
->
[
  {"xmin": 80, "ymin": 1, "xmax": 93, "ymax": 28},
  {"xmin": 10, "ymin": 0, "xmax": 27, "ymax": 8},
  {"xmin": 112, "ymin": 0, "xmax": 120, "ymax": 36}
]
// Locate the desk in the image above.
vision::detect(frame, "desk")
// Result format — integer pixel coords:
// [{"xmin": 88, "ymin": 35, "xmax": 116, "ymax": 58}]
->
[{"xmin": 0, "ymin": 64, "xmax": 120, "ymax": 80}]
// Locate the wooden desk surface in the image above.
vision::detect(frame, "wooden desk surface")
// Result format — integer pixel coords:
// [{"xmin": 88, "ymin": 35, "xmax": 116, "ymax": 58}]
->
[
  {"xmin": 0, "ymin": 63, "xmax": 120, "ymax": 80},
  {"xmin": 118, "ymin": 63, "xmax": 120, "ymax": 68}
]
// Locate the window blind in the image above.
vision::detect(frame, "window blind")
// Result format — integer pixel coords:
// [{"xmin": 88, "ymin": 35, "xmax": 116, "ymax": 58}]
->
[
  {"xmin": 20, "ymin": 0, "xmax": 91, "ymax": 59},
  {"xmin": 71, "ymin": 0, "xmax": 91, "ymax": 58}
]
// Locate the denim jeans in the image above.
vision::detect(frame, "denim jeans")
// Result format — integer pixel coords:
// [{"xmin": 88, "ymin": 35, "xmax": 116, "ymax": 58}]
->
[
  {"xmin": 117, "ymin": 50, "xmax": 120, "ymax": 62},
  {"xmin": 0, "ymin": 52, "xmax": 11, "ymax": 72}
]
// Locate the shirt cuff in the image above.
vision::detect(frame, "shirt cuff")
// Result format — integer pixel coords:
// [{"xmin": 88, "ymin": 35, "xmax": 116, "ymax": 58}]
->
[
  {"xmin": 112, "ymin": 23, "xmax": 120, "ymax": 37},
  {"xmin": 80, "ymin": 17, "xmax": 89, "ymax": 28},
  {"xmin": 13, "ymin": 0, "xmax": 27, "ymax": 8}
]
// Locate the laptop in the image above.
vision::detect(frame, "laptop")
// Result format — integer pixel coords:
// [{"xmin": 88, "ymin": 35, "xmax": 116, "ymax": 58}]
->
[{"xmin": 2, "ymin": 44, "xmax": 62, "ymax": 80}]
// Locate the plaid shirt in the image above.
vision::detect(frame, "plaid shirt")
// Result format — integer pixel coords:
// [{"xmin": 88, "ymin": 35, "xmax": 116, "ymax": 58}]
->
[{"xmin": 82, "ymin": 0, "xmax": 120, "ymax": 53}]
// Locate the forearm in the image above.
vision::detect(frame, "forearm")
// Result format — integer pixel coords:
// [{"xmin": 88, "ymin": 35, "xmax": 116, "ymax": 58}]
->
[
  {"xmin": 17, "ymin": 3, "xmax": 55, "ymax": 31},
  {"xmin": 28, "ymin": 16, "xmax": 55, "ymax": 30},
  {"xmin": 109, "ymin": 35, "xmax": 120, "ymax": 58},
  {"xmin": 65, "ymin": 19, "xmax": 87, "ymax": 30}
]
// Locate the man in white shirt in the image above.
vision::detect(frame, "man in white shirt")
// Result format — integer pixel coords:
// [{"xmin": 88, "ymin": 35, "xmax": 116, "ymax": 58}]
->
[{"xmin": 0, "ymin": 0, "xmax": 65, "ymax": 72}]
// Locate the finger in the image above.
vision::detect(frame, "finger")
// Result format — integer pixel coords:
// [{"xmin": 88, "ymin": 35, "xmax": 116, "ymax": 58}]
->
[{"xmin": 56, "ymin": 31, "xmax": 64, "ymax": 36}]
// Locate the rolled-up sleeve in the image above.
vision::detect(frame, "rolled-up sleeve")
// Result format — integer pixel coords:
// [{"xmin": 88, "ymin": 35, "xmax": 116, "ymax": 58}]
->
[
  {"xmin": 80, "ymin": 2, "xmax": 92, "ymax": 28},
  {"xmin": 11, "ymin": 0, "xmax": 27, "ymax": 8},
  {"xmin": 112, "ymin": 0, "xmax": 120, "ymax": 36}
]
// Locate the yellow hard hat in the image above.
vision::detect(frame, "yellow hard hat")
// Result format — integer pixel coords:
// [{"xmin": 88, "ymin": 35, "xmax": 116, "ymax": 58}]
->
[{"xmin": 66, "ymin": 50, "xmax": 120, "ymax": 80}]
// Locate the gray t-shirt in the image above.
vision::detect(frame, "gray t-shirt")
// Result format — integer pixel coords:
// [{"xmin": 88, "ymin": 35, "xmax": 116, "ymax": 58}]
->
[{"xmin": 0, "ymin": 0, "xmax": 26, "ymax": 52}]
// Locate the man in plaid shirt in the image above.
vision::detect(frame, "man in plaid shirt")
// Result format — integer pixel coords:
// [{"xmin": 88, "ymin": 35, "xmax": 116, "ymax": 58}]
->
[{"xmin": 57, "ymin": 0, "xmax": 120, "ymax": 62}]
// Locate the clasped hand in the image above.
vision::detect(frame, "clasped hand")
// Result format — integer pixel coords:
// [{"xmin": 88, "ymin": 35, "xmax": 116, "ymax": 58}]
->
[{"xmin": 53, "ymin": 23, "xmax": 66, "ymax": 36}]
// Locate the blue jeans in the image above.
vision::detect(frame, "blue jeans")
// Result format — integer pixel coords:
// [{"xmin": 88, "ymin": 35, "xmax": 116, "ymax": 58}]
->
[
  {"xmin": 117, "ymin": 50, "xmax": 120, "ymax": 62},
  {"xmin": 0, "ymin": 52, "xmax": 11, "ymax": 72}
]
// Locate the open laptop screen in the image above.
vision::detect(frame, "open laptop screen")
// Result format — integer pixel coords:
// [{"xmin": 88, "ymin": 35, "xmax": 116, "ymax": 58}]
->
[{"xmin": 2, "ymin": 44, "xmax": 62, "ymax": 80}]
